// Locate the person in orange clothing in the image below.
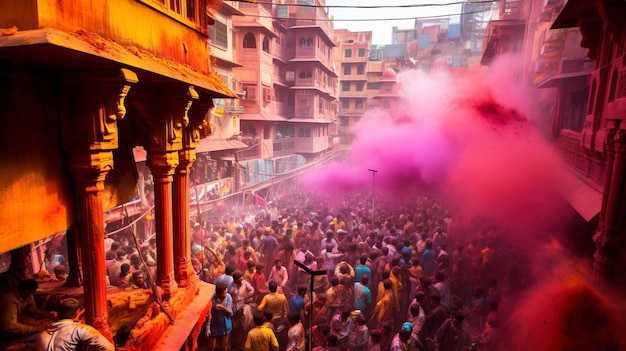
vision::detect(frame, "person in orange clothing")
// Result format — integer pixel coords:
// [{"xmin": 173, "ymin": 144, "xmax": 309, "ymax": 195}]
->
[{"xmin": 372, "ymin": 279, "xmax": 393, "ymax": 328}]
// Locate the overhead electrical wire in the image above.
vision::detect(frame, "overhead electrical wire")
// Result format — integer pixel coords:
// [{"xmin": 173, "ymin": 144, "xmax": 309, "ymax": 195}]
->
[
  {"xmin": 226, "ymin": 0, "xmax": 498, "ymax": 9},
  {"xmin": 231, "ymin": 8, "xmax": 492, "ymax": 22}
]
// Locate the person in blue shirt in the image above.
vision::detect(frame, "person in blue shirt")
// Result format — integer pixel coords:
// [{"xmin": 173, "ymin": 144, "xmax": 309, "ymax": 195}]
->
[
  {"xmin": 289, "ymin": 286, "xmax": 307, "ymax": 321},
  {"xmin": 206, "ymin": 282, "xmax": 233, "ymax": 351},
  {"xmin": 421, "ymin": 240, "xmax": 436, "ymax": 278},
  {"xmin": 214, "ymin": 263, "xmax": 235, "ymax": 290},
  {"xmin": 354, "ymin": 254, "xmax": 371, "ymax": 283}
]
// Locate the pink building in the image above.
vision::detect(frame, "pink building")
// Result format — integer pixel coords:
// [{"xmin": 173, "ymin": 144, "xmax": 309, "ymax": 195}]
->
[{"xmin": 232, "ymin": 0, "xmax": 339, "ymax": 182}]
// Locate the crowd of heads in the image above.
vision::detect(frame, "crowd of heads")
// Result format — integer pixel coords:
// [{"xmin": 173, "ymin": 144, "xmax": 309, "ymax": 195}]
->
[{"xmin": 190, "ymin": 192, "xmax": 533, "ymax": 351}]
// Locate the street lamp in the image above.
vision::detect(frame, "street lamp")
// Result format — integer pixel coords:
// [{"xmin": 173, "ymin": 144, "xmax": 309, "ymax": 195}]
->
[{"xmin": 368, "ymin": 169, "xmax": 377, "ymax": 230}]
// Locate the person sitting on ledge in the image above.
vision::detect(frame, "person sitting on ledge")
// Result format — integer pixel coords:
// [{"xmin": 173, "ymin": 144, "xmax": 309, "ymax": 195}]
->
[
  {"xmin": 34, "ymin": 297, "xmax": 114, "ymax": 351},
  {"xmin": 0, "ymin": 279, "xmax": 53, "ymax": 344}
]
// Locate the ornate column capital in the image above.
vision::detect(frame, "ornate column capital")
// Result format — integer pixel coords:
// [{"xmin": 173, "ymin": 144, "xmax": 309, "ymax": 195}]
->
[
  {"xmin": 67, "ymin": 151, "xmax": 114, "ymax": 193},
  {"xmin": 61, "ymin": 68, "xmax": 138, "ymax": 153},
  {"xmin": 145, "ymin": 86, "xmax": 199, "ymax": 152},
  {"xmin": 184, "ymin": 95, "xmax": 214, "ymax": 150},
  {"xmin": 147, "ymin": 151, "xmax": 180, "ymax": 182}
]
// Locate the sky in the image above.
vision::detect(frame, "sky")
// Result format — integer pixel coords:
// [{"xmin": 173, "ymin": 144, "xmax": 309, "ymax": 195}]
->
[{"xmin": 326, "ymin": 0, "xmax": 465, "ymax": 45}]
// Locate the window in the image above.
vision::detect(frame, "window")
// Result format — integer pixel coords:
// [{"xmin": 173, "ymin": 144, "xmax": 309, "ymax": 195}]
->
[
  {"xmin": 356, "ymin": 82, "xmax": 364, "ymax": 91},
  {"xmin": 342, "ymin": 82, "xmax": 350, "ymax": 91},
  {"xmin": 340, "ymin": 116, "xmax": 349, "ymax": 127},
  {"xmin": 170, "ymin": 0, "xmax": 181, "ymax": 13},
  {"xmin": 356, "ymin": 99, "xmax": 364, "ymax": 109},
  {"xmin": 243, "ymin": 84, "xmax": 257, "ymax": 100},
  {"xmin": 263, "ymin": 125, "xmax": 271, "ymax": 139},
  {"xmin": 343, "ymin": 66, "xmax": 351, "ymax": 75},
  {"xmin": 358, "ymin": 48, "xmax": 366, "ymax": 57},
  {"xmin": 243, "ymin": 33, "xmax": 256, "ymax": 48},
  {"xmin": 367, "ymin": 82, "xmax": 379, "ymax": 90},
  {"xmin": 137, "ymin": 0, "xmax": 208, "ymax": 32},
  {"xmin": 342, "ymin": 100, "xmax": 350, "ymax": 109},
  {"xmin": 209, "ymin": 20, "xmax": 228, "ymax": 49},
  {"xmin": 345, "ymin": 49, "xmax": 352, "ymax": 58},
  {"xmin": 299, "ymin": 38, "xmax": 307, "ymax": 47},
  {"xmin": 357, "ymin": 64, "xmax": 365, "ymax": 75},
  {"xmin": 262, "ymin": 36, "xmax": 270, "ymax": 53},
  {"xmin": 307, "ymin": 37, "xmax": 314, "ymax": 47}
]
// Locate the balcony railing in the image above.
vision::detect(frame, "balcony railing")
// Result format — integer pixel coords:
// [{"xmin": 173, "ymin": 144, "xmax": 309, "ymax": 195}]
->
[
  {"xmin": 273, "ymin": 138, "xmax": 295, "ymax": 157},
  {"xmin": 556, "ymin": 129, "xmax": 605, "ymax": 190},
  {"xmin": 236, "ymin": 143, "xmax": 261, "ymax": 160}
]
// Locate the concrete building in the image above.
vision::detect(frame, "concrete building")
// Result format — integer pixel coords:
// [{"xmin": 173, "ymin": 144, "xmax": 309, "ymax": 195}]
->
[
  {"xmin": 231, "ymin": 0, "xmax": 339, "ymax": 200},
  {"xmin": 334, "ymin": 29, "xmax": 372, "ymax": 147}
]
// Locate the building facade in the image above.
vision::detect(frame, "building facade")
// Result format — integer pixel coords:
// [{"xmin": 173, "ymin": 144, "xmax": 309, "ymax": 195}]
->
[
  {"xmin": 481, "ymin": 0, "xmax": 626, "ymax": 282},
  {"xmin": 334, "ymin": 29, "xmax": 372, "ymax": 147}
]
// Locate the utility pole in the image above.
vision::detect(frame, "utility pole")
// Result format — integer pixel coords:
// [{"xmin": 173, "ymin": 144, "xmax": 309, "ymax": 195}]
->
[{"xmin": 368, "ymin": 169, "xmax": 377, "ymax": 230}]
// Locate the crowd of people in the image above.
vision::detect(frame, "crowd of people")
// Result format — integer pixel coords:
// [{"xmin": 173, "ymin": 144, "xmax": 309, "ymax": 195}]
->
[
  {"xmin": 0, "ymin": 192, "xmax": 521, "ymax": 351},
  {"xmin": 191, "ymin": 194, "xmax": 517, "ymax": 351}
]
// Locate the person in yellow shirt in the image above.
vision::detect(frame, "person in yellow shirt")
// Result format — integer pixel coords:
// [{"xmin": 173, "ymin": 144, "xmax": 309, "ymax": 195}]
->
[
  {"xmin": 258, "ymin": 281, "xmax": 288, "ymax": 322},
  {"xmin": 372, "ymin": 279, "xmax": 394, "ymax": 328},
  {"xmin": 389, "ymin": 267, "xmax": 404, "ymax": 312},
  {"xmin": 245, "ymin": 313, "xmax": 279, "ymax": 351}
]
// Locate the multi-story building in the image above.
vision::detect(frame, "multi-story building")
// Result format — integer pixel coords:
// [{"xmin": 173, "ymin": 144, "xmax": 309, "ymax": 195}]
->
[
  {"xmin": 482, "ymin": 0, "xmax": 626, "ymax": 282},
  {"xmin": 0, "ymin": 0, "xmax": 236, "ymax": 349},
  {"xmin": 231, "ymin": 0, "xmax": 339, "ymax": 200},
  {"xmin": 334, "ymin": 29, "xmax": 372, "ymax": 146},
  {"xmin": 548, "ymin": 0, "xmax": 626, "ymax": 282}
]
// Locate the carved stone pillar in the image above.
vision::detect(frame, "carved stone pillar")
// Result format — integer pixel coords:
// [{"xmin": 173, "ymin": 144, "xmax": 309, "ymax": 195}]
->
[
  {"xmin": 594, "ymin": 126, "xmax": 626, "ymax": 281},
  {"xmin": 145, "ymin": 86, "xmax": 197, "ymax": 297},
  {"xmin": 67, "ymin": 151, "xmax": 114, "ymax": 339},
  {"xmin": 173, "ymin": 149, "xmax": 195, "ymax": 287},
  {"xmin": 148, "ymin": 151, "xmax": 179, "ymax": 297},
  {"xmin": 173, "ymin": 90, "xmax": 208, "ymax": 286},
  {"xmin": 62, "ymin": 68, "xmax": 137, "ymax": 340}
]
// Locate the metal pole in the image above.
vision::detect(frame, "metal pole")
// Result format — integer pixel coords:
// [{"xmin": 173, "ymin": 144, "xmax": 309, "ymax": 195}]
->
[{"xmin": 368, "ymin": 169, "xmax": 377, "ymax": 230}]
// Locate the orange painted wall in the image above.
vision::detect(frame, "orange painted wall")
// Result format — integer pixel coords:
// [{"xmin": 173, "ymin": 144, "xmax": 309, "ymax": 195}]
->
[
  {"xmin": 0, "ymin": 0, "xmax": 212, "ymax": 73},
  {"xmin": 0, "ymin": 71, "xmax": 75, "ymax": 253}
]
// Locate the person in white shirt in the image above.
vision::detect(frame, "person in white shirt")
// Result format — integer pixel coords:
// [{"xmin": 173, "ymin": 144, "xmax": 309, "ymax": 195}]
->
[{"xmin": 268, "ymin": 259, "xmax": 289, "ymax": 291}]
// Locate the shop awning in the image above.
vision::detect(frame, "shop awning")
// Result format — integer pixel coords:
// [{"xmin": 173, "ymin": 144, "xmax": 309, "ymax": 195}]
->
[
  {"xmin": 133, "ymin": 139, "xmax": 249, "ymax": 162},
  {"xmin": 557, "ymin": 167, "xmax": 602, "ymax": 221}
]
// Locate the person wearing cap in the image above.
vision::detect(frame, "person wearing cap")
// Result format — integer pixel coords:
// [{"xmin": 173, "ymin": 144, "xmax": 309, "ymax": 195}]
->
[
  {"xmin": 33, "ymin": 298, "xmax": 114, "ymax": 351},
  {"xmin": 0, "ymin": 279, "xmax": 54, "ymax": 345},
  {"xmin": 391, "ymin": 323, "xmax": 423, "ymax": 351}
]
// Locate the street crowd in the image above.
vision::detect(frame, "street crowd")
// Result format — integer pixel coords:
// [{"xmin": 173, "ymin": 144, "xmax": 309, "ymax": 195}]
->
[{"xmin": 192, "ymin": 194, "xmax": 514, "ymax": 351}]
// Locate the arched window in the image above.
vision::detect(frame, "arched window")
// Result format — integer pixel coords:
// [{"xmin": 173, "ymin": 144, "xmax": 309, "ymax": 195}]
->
[
  {"xmin": 262, "ymin": 36, "xmax": 270, "ymax": 53},
  {"xmin": 306, "ymin": 37, "xmax": 313, "ymax": 46},
  {"xmin": 299, "ymin": 71, "xmax": 306, "ymax": 79},
  {"xmin": 299, "ymin": 38, "xmax": 306, "ymax": 47},
  {"xmin": 306, "ymin": 71, "xmax": 312, "ymax": 78},
  {"xmin": 243, "ymin": 33, "xmax": 256, "ymax": 48}
]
